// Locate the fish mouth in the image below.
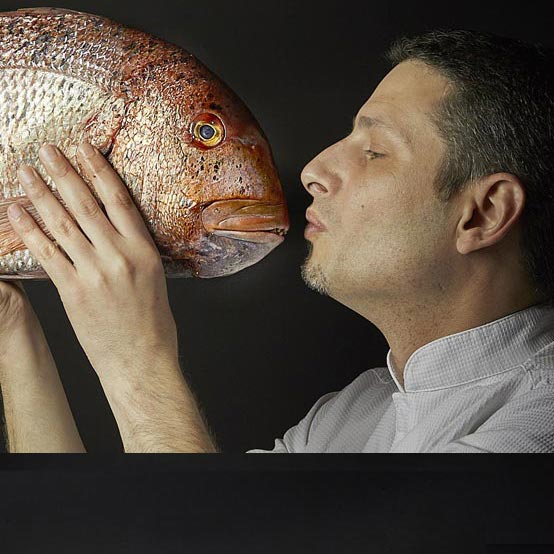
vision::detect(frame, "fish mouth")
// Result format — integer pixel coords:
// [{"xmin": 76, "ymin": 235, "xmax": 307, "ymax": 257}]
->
[{"xmin": 201, "ymin": 199, "xmax": 289, "ymax": 243}]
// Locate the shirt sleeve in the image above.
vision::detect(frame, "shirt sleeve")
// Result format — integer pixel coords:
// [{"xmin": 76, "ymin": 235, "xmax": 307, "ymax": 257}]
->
[
  {"xmin": 435, "ymin": 387, "xmax": 554, "ymax": 453},
  {"xmin": 246, "ymin": 391, "xmax": 339, "ymax": 453}
]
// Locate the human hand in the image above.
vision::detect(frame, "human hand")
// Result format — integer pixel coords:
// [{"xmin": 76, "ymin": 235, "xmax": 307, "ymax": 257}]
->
[{"xmin": 7, "ymin": 143, "xmax": 179, "ymax": 382}]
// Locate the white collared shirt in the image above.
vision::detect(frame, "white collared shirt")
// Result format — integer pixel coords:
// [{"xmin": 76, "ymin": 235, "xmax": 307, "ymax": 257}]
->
[{"xmin": 248, "ymin": 303, "xmax": 554, "ymax": 453}]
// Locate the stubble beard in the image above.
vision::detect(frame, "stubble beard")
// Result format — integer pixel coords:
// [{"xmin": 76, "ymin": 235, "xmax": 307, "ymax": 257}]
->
[{"xmin": 301, "ymin": 242, "xmax": 331, "ymax": 296}]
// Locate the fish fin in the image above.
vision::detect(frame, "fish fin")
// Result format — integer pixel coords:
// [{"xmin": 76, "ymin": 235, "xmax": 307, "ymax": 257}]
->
[
  {"xmin": 0, "ymin": 196, "xmax": 50, "ymax": 256},
  {"xmin": 0, "ymin": 8, "xmax": 85, "ymax": 18}
]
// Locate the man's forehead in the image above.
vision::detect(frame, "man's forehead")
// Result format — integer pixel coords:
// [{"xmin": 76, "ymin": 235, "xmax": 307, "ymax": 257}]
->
[
  {"xmin": 374, "ymin": 63, "xmax": 448, "ymax": 114},
  {"xmin": 373, "ymin": 60, "xmax": 451, "ymax": 105},
  {"xmin": 354, "ymin": 101, "xmax": 415, "ymax": 147},
  {"xmin": 355, "ymin": 62, "xmax": 450, "ymax": 144}
]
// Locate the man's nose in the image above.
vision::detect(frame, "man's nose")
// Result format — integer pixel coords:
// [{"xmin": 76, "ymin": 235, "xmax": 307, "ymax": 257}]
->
[{"xmin": 301, "ymin": 146, "xmax": 340, "ymax": 197}]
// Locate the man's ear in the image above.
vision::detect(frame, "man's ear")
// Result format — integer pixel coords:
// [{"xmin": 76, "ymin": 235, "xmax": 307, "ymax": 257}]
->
[{"xmin": 456, "ymin": 173, "xmax": 526, "ymax": 255}]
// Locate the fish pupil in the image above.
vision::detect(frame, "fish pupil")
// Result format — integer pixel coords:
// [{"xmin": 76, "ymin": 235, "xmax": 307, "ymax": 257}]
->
[{"xmin": 199, "ymin": 125, "xmax": 216, "ymax": 140}]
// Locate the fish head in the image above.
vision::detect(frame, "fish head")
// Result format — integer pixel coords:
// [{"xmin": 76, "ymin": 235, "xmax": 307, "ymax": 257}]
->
[{"xmin": 126, "ymin": 56, "xmax": 289, "ymax": 278}]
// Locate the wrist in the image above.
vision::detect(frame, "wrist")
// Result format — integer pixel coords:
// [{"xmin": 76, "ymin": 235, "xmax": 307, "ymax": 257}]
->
[
  {"xmin": 0, "ymin": 303, "xmax": 45, "ymax": 370},
  {"xmin": 79, "ymin": 316, "xmax": 180, "ymax": 383},
  {"xmin": 98, "ymin": 357, "xmax": 216, "ymax": 453},
  {"xmin": 92, "ymin": 341, "xmax": 180, "ymax": 384}
]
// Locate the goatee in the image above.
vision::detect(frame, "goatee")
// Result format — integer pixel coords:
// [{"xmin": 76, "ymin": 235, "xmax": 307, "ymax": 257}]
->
[{"xmin": 301, "ymin": 243, "xmax": 330, "ymax": 296}]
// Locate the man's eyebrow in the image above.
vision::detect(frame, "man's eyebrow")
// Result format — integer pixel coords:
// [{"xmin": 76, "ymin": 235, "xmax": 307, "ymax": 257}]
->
[{"xmin": 352, "ymin": 115, "xmax": 411, "ymax": 146}]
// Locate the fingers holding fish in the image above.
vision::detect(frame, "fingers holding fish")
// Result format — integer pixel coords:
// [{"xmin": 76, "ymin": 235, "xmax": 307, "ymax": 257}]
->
[
  {"xmin": 37, "ymin": 144, "xmax": 116, "ymax": 248},
  {"xmin": 76, "ymin": 142, "xmax": 154, "ymax": 245},
  {"xmin": 13, "ymin": 164, "xmax": 95, "ymax": 271},
  {"xmin": 7, "ymin": 200, "xmax": 74, "ymax": 285}
]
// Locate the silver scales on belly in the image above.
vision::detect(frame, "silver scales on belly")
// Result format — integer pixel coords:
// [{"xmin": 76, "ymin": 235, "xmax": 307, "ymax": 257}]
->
[{"xmin": 0, "ymin": 65, "xmax": 116, "ymax": 276}]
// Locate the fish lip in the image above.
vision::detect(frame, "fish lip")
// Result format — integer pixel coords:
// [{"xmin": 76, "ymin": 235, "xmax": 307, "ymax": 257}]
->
[
  {"xmin": 211, "ymin": 229, "xmax": 286, "ymax": 244},
  {"xmin": 201, "ymin": 199, "xmax": 290, "ymax": 242}
]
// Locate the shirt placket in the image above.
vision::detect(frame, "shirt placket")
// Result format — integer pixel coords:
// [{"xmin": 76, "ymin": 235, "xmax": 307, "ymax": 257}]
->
[{"xmin": 390, "ymin": 392, "xmax": 410, "ymax": 451}]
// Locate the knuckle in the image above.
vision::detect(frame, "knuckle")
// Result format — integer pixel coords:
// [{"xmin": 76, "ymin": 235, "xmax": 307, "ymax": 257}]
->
[
  {"xmin": 38, "ymin": 241, "xmax": 57, "ymax": 261},
  {"xmin": 55, "ymin": 163, "xmax": 70, "ymax": 178},
  {"xmin": 48, "ymin": 158, "xmax": 70, "ymax": 178},
  {"xmin": 88, "ymin": 269, "xmax": 109, "ymax": 289},
  {"xmin": 53, "ymin": 216, "xmax": 75, "ymax": 238},
  {"xmin": 18, "ymin": 219, "xmax": 36, "ymax": 234},
  {"xmin": 74, "ymin": 197, "xmax": 100, "ymax": 218},
  {"xmin": 113, "ymin": 255, "xmax": 135, "ymax": 277},
  {"xmin": 109, "ymin": 190, "xmax": 134, "ymax": 210},
  {"xmin": 142, "ymin": 248, "xmax": 163, "ymax": 273},
  {"xmin": 89, "ymin": 159, "xmax": 112, "ymax": 179},
  {"xmin": 113, "ymin": 256, "xmax": 133, "ymax": 273},
  {"xmin": 27, "ymin": 183, "xmax": 48, "ymax": 200}
]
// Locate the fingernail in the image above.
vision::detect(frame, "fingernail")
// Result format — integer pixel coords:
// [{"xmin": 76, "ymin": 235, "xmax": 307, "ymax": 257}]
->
[
  {"xmin": 7, "ymin": 203, "xmax": 23, "ymax": 220},
  {"xmin": 40, "ymin": 144, "xmax": 60, "ymax": 163},
  {"xmin": 78, "ymin": 142, "xmax": 96, "ymax": 159},
  {"xmin": 17, "ymin": 165, "xmax": 37, "ymax": 186}
]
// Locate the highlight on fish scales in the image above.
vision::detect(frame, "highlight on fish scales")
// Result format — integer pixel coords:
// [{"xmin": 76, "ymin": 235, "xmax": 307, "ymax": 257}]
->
[{"xmin": 0, "ymin": 7, "xmax": 289, "ymax": 279}]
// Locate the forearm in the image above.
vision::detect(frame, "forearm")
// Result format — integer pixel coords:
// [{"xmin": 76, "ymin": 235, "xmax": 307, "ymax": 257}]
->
[
  {"xmin": 0, "ymin": 310, "xmax": 85, "ymax": 453},
  {"xmin": 99, "ymin": 357, "xmax": 217, "ymax": 453}
]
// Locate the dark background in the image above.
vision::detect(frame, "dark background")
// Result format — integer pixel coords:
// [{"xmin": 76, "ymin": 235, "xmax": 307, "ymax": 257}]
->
[
  {"xmin": 2, "ymin": 0, "xmax": 554, "ymax": 551},
  {"xmin": 4, "ymin": 0, "xmax": 554, "ymax": 454}
]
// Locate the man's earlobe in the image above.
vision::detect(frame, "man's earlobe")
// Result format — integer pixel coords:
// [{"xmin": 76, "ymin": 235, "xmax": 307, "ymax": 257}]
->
[
  {"xmin": 455, "ymin": 173, "xmax": 525, "ymax": 255},
  {"xmin": 456, "ymin": 201, "xmax": 481, "ymax": 255}
]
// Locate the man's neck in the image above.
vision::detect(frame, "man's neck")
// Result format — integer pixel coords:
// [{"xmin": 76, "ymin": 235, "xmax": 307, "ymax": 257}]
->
[{"xmin": 351, "ymin": 283, "xmax": 542, "ymax": 389}]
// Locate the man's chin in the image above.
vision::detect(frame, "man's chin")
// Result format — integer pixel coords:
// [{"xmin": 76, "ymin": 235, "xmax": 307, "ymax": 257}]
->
[{"xmin": 301, "ymin": 245, "xmax": 331, "ymax": 296}]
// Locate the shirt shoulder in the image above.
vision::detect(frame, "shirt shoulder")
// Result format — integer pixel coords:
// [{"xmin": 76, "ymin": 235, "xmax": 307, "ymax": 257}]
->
[
  {"xmin": 247, "ymin": 367, "xmax": 397, "ymax": 453},
  {"xmin": 437, "ymin": 350, "xmax": 554, "ymax": 453}
]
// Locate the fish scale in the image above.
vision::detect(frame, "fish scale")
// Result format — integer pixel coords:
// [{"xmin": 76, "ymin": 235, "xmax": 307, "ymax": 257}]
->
[
  {"xmin": 0, "ymin": 7, "xmax": 289, "ymax": 279},
  {"xmin": 0, "ymin": 69, "xmax": 110, "ymax": 193},
  {"xmin": 0, "ymin": 65, "xmax": 123, "ymax": 276},
  {"xmin": 0, "ymin": 14, "xmax": 124, "ymax": 88}
]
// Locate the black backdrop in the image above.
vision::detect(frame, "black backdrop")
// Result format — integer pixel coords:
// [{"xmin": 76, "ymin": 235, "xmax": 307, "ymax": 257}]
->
[
  {"xmin": 2, "ymin": 1, "xmax": 554, "ymax": 551},
  {"xmin": 5, "ymin": 0, "xmax": 554, "ymax": 454}
]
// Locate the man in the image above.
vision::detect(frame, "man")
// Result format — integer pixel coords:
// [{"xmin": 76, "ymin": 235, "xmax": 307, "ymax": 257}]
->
[{"xmin": 1, "ymin": 29, "xmax": 554, "ymax": 452}]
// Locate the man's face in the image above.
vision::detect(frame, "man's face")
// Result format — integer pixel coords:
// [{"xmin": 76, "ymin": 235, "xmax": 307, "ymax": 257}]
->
[{"xmin": 300, "ymin": 60, "xmax": 458, "ymax": 309}]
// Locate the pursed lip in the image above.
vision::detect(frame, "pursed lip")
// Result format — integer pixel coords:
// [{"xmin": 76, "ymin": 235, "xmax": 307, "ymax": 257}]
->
[{"xmin": 305, "ymin": 208, "xmax": 326, "ymax": 231}]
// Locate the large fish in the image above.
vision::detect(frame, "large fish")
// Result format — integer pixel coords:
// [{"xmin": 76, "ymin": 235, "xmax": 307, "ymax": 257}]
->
[{"xmin": 0, "ymin": 7, "xmax": 289, "ymax": 278}]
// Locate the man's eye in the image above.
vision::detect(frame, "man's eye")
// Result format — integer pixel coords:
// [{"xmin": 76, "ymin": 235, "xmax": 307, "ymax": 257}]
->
[{"xmin": 364, "ymin": 149, "xmax": 384, "ymax": 159}]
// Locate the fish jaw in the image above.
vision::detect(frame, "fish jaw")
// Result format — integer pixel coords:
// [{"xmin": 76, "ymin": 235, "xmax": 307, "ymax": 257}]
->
[
  {"xmin": 162, "ymin": 235, "xmax": 281, "ymax": 278},
  {"xmin": 201, "ymin": 199, "xmax": 289, "ymax": 244},
  {"xmin": 159, "ymin": 198, "xmax": 289, "ymax": 278}
]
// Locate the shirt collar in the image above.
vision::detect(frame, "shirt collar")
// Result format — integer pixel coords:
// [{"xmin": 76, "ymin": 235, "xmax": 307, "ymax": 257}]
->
[{"xmin": 385, "ymin": 302, "xmax": 554, "ymax": 393}]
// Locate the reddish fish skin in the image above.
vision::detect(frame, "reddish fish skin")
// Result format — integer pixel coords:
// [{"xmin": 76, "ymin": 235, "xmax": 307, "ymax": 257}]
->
[{"xmin": 0, "ymin": 7, "xmax": 289, "ymax": 278}]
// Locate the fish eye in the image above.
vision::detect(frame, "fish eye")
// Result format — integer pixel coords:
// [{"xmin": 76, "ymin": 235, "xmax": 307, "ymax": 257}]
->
[
  {"xmin": 191, "ymin": 113, "xmax": 225, "ymax": 148},
  {"xmin": 199, "ymin": 125, "xmax": 215, "ymax": 140}
]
